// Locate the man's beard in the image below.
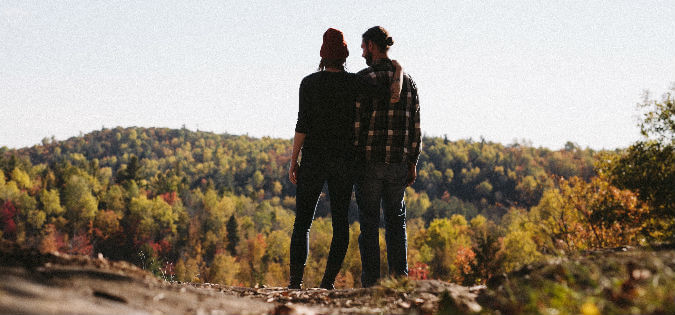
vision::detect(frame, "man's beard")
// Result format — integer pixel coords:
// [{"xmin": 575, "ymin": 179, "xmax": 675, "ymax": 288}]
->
[{"xmin": 364, "ymin": 52, "xmax": 373, "ymax": 66}]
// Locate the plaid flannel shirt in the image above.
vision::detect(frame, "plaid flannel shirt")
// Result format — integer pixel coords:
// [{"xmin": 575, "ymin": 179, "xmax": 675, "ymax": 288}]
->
[{"xmin": 355, "ymin": 59, "xmax": 421, "ymax": 164}]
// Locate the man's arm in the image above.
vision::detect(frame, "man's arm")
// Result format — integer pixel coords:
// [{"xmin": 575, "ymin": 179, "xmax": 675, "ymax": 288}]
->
[{"xmin": 406, "ymin": 76, "xmax": 421, "ymax": 186}]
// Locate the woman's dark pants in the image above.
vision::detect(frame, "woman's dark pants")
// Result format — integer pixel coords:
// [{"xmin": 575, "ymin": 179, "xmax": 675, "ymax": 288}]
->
[{"xmin": 289, "ymin": 151, "xmax": 353, "ymax": 288}]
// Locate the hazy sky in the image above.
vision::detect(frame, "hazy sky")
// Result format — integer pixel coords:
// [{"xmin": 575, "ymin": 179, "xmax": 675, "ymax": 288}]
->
[{"xmin": 2, "ymin": 1, "xmax": 674, "ymax": 150}]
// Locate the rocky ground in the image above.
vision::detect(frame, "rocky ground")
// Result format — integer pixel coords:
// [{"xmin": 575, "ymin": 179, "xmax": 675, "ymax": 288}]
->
[
  {"xmin": 0, "ymin": 241, "xmax": 480, "ymax": 315},
  {"xmin": 3, "ymin": 241, "xmax": 675, "ymax": 315}
]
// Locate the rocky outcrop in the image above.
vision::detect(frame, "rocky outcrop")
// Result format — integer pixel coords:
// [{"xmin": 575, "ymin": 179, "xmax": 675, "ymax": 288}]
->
[{"xmin": 0, "ymin": 240, "xmax": 481, "ymax": 315}]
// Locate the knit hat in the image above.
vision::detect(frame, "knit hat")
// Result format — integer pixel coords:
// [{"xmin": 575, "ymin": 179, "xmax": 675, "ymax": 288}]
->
[{"xmin": 320, "ymin": 28, "xmax": 349, "ymax": 59}]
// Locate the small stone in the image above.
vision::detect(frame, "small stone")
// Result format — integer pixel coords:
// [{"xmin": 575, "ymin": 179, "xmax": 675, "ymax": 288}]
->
[
  {"xmin": 632, "ymin": 269, "xmax": 651, "ymax": 280},
  {"xmin": 269, "ymin": 303, "xmax": 317, "ymax": 315},
  {"xmin": 419, "ymin": 292, "xmax": 438, "ymax": 302},
  {"xmin": 421, "ymin": 301, "xmax": 435, "ymax": 313}
]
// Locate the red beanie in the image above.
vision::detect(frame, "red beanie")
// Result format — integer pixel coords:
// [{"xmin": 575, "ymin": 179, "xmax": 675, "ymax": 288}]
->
[{"xmin": 320, "ymin": 28, "xmax": 349, "ymax": 59}]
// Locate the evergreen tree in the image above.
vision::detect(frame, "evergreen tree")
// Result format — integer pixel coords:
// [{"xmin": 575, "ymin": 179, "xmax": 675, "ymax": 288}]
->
[
  {"xmin": 118, "ymin": 155, "xmax": 140, "ymax": 183},
  {"xmin": 226, "ymin": 214, "xmax": 239, "ymax": 256}
]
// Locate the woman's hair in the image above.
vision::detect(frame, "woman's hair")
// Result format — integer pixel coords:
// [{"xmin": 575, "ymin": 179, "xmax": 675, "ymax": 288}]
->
[
  {"xmin": 318, "ymin": 58, "xmax": 346, "ymax": 71},
  {"xmin": 362, "ymin": 26, "xmax": 394, "ymax": 52}
]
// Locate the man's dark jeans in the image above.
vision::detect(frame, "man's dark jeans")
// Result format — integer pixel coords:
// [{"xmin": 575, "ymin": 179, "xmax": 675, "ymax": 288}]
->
[
  {"xmin": 290, "ymin": 150, "xmax": 354, "ymax": 285},
  {"xmin": 356, "ymin": 161, "xmax": 409, "ymax": 287}
]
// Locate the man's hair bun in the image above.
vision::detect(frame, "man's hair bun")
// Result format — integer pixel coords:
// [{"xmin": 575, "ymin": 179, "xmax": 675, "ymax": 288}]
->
[{"xmin": 362, "ymin": 26, "xmax": 394, "ymax": 51}]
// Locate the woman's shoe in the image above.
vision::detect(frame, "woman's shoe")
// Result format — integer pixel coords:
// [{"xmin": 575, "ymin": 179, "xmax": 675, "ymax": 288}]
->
[
  {"xmin": 319, "ymin": 274, "xmax": 336, "ymax": 290},
  {"xmin": 288, "ymin": 264, "xmax": 304, "ymax": 289}
]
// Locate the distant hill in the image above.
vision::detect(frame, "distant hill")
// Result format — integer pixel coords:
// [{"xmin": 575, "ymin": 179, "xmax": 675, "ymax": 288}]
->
[
  {"xmin": 0, "ymin": 126, "xmax": 608, "ymax": 287},
  {"xmin": 3, "ymin": 127, "xmax": 599, "ymax": 218}
]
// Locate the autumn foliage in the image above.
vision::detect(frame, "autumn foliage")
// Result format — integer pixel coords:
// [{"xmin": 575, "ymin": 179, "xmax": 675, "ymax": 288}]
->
[{"xmin": 0, "ymin": 125, "xmax": 660, "ymax": 287}]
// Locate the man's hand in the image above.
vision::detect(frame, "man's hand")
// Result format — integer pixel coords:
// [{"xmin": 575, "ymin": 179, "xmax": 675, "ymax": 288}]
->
[
  {"xmin": 406, "ymin": 163, "xmax": 417, "ymax": 187},
  {"xmin": 289, "ymin": 161, "xmax": 300, "ymax": 185}
]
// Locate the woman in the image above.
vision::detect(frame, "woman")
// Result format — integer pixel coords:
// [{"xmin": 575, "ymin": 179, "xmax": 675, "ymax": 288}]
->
[{"xmin": 287, "ymin": 28, "xmax": 401, "ymax": 289}]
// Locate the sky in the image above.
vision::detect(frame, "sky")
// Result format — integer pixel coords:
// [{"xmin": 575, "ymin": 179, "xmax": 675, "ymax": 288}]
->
[{"xmin": 1, "ymin": 1, "xmax": 674, "ymax": 150}]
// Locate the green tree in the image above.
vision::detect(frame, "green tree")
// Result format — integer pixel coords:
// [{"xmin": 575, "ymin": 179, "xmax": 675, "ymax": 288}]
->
[
  {"xmin": 405, "ymin": 187, "xmax": 431, "ymax": 219},
  {"xmin": 118, "ymin": 155, "xmax": 140, "ymax": 183},
  {"xmin": 128, "ymin": 195, "xmax": 179, "ymax": 241},
  {"xmin": 469, "ymin": 215, "xmax": 504, "ymax": 283},
  {"xmin": 501, "ymin": 230, "xmax": 541, "ymax": 272},
  {"xmin": 63, "ymin": 174, "xmax": 98, "ymax": 231},
  {"xmin": 101, "ymin": 185, "xmax": 126, "ymax": 214},
  {"xmin": 27, "ymin": 210, "xmax": 47, "ymax": 230},
  {"xmin": 251, "ymin": 170, "xmax": 264, "ymax": 190},
  {"xmin": 475, "ymin": 180, "xmax": 493, "ymax": 198},
  {"xmin": 601, "ymin": 86, "xmax": 674, "ymax": 240},
  {"xmin": 638, "ymin": 87, "xmax": 675, "ymax": 143}
]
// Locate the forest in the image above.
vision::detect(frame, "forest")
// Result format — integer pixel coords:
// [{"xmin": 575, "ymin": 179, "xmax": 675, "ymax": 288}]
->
[{"xmin": 1, "ymin": 88, "xmax": 673, "ymax": 289}]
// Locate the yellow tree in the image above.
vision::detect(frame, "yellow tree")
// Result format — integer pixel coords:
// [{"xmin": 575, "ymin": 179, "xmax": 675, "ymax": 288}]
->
[
  {"xmin": 209, "ymin": 252, "xmax": 240, "ymax": 285},
  {"xmin": 499, "ymin": 208, "xmax": 543, "ymax": 272},
  {"xmin": 340, "ymin": 222, "xmax": 362, "ymax": 288},
  {"xmin": 530, "ymin": 176, "xmax": 648, "ymax": 253},
  {"xmin": 40, "ymin": 189, "xmax": 64, "ymax": 216},
  {"xmin": 238, "ymin": 233, "xmax": 267, "ymax": 286},
  {"xmin": 63, "ymin": 174, "xmax": 98, "ymax": 232},
  {"xmin": 264, "ymin": 230, "xmax": 290, "ymax": 286},
  {"xmin": 419, "ymin": 215, "xmax": 473, "ymax": 282}
]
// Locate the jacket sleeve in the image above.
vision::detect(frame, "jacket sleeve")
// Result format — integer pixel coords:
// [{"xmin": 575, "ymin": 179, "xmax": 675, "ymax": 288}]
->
[{"xmin": 406, "ymin": 75, "xmax": 421, "ymax": 164}]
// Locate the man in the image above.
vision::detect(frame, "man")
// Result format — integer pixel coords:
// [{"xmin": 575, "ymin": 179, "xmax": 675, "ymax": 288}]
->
[{"xmin": 355, "ymin": 26, "xmax": 421, "ymax": 287}]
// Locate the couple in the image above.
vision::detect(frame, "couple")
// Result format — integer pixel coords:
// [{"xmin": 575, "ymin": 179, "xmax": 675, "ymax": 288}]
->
[{"xmin": 287, "ymin": 26, "xmax": 421, "ymax": 290}]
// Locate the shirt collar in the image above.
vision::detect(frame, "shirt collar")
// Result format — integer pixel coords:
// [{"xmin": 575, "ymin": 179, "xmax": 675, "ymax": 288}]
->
[{"xmin": 370, "ymin": 58, "xmax": 392, "ymax": 67}]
